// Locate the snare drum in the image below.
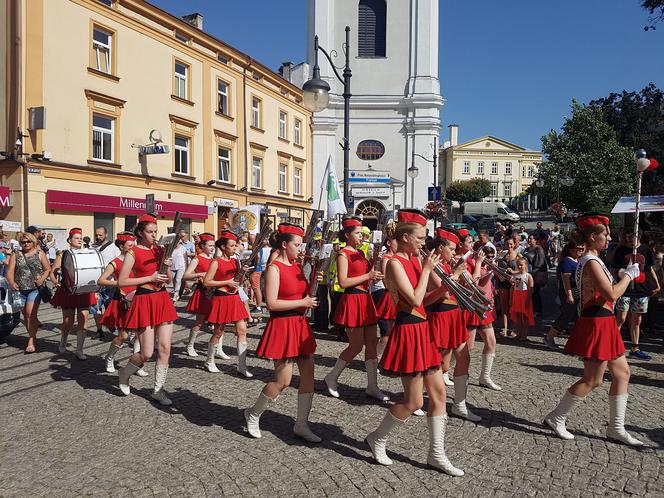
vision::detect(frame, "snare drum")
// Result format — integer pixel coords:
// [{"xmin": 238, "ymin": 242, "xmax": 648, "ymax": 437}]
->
[{"xmin": 62, "ymin": 249, "xmax": 104, "ymax": 295}]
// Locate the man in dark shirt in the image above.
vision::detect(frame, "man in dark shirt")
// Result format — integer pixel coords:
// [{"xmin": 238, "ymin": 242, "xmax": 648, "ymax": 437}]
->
[{"xmin": 611, "ymin": 229, "xmax": 660, "ymax": 360}]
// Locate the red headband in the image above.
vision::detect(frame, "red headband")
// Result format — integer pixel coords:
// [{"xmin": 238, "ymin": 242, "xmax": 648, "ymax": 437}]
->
[
  {"xmin": 457, "ymin": 228, "xmax": 470, "ymax": 238},
  {"xmin": 219, "ymin": 230, "xmax": 238, "ymax": 241},
  {"xmin": 397, "ymin": 210, "xmax": 427, "ymax": 226},
  {"xmin": 342, "ymin": 218, "xmax": 362, "ymax": 229},
  {"xmin": 575, "ymin": 215, "xmax": 609, "ymax": 230},
  {"xmin": 68, "ymin": 228, "xmax": 82, "ymax": 237},
  {"xmin": 199, "ymin": 232, "xmax": 215, "ymax": 242},
  {"xmin": 436, "ymin": 229, "xmax": 460, "ymax": 245},
  {"xmin": 116, "ymin": 233, "xmax": 135, "ymax": 242},
  {"xmin": 138, "ymin": 214, "xmax": 157, "ymax": 224},
  {"xmin": 278, "ymin": 224, "xmax": 305, "ymax": 237}
]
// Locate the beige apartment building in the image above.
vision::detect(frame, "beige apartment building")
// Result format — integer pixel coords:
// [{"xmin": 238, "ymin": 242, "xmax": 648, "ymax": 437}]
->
[
  {"xmin": 439, "ymin": 125, "xmax": 542, "ymax": 207},
  {"xmin": 0, "ymin": 0, "xmax": 313, "ymax": 238}
]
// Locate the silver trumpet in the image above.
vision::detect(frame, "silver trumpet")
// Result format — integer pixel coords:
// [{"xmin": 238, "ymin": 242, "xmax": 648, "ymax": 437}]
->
[
  {"xmin": 420, "ymin": 249, "xmax": 491, "ymax": 319},
  {"xmin": 478, "ymin": 249, "xmax": 513, "ymax": 282}
]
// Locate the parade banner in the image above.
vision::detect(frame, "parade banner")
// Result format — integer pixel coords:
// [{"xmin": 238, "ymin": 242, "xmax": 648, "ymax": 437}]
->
[{"xmin": 46, "ymin": 189, "xmax": 208, "ymax": 219}]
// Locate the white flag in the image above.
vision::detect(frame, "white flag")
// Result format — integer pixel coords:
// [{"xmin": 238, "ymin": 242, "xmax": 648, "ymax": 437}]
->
[{"xmin": 323, "ymin": 156, "xmax": 347, "ymax": 219}]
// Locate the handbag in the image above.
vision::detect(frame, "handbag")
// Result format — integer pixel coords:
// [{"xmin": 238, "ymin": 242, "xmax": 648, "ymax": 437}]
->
[{"xmin": 19, "ymin": 250, "xmax": 53, "ymax": 303}]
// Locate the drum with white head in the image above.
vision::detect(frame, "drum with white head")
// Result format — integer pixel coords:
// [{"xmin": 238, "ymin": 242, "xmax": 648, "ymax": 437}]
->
[{"xmin": 62, "ymin": 249, "xmax": 104, "ymax": 295}]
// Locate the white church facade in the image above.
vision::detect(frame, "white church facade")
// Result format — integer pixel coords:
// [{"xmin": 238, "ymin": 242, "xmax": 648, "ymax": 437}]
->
[{"xmin": 288, "ymin": 0, "xmax": 443, "ymax": 225}]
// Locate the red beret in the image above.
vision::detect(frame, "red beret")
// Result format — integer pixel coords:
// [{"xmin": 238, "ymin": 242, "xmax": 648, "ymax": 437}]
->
[
  {"xmin": 457, "ymin": 228, "xmax": 471, "ymax": 238},
  {"xmin": 219, "ymin": 230, "xmax": 238, "ymax": 242},
  {"xmin": 278, "ymin": 223, "xmax": 305, "ymax": 237},
  {"xmin": 116, "ymin": 232, "xmax": 135, "ymax": 242},
  {"xmin": 199, "ymin": 232, "xmax": 215, "ymax": 242},
  {"xmin": 575, "ymin": 214, "xmax": 610, "ymax": 230},
  {"xmin": 138, "ymin": 214, "xmax": 157, "ymax": 224},
  {"xmin": 436, "ymin": 229, "xmax": 460, "ymax": 245},
  {"xmin": 68, "ymin": 228, "xmax": 82, "ymax": 237},
  {"xmin": 342, "ymin": 218, "xmax": 362, "ymax": 229},
  {"xmin": 397, "ymin": 210, "xmax": 427, "ymax": 226}
]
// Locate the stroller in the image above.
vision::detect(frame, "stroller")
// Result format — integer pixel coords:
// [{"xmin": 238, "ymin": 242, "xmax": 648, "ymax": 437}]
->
[{"xmin": 0, "ymin": 277, "xmax": 21, "ymax": 341}]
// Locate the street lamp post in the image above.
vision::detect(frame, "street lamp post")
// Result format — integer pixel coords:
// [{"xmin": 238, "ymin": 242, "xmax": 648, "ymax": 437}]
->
[
  {"xmin": 407, "ymin": 164, "xmax": 419, "ymax": 208},
  {"xmin": 411, "ymin": 136, "xmax": 439, "ymax": 223},
  {"xmin": 302, "ymin": 26, "xmax": 352, "ymax": 206}
]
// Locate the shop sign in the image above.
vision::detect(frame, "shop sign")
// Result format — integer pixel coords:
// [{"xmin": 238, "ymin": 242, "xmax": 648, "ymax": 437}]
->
[
  {"xmin": 352, "ymin": 187, "xmax": 390, "ymax": 198},
  {"xmin": 0, "ymin": 220, "xmax": 21, "ymax": 231},
  {"xmin": 214, "ymin": 198, "xmax": 236, "ymax": 208},
  {"xmin": 46, "ymin": 189, "xmax": 208, "ymax": 220},
  {"xmin": 348, "ymin": 170, "xmax": 391, "ymax": 184},
  {"xmin": 0, "ymin": 186, "xmax": 11, "ymax": 207}
]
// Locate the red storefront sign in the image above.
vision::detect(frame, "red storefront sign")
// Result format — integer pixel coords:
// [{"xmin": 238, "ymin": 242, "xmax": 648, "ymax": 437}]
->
[
  {"xmin": 46, "ymin": 189, "xmax": 208, "ymax": 220},
  {"xmin": 0, "ymin": 186, "xmax": 10, "ymax": 208}
]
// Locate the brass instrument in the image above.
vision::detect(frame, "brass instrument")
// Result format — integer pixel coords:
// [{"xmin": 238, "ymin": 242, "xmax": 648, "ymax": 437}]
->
[
  {"xmin": 156, "ymin": 212, "xmax": 182, "ymax": 289},
  {"xmin": 480, "ymin": 252, "xmax": 513, "ymax": 282}
]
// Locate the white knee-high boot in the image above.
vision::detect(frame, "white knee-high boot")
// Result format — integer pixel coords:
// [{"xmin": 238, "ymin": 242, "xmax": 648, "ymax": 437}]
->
[
  {"xmin": 105, "ymin": 343, "xmax": 123, "ymax": 373},
  {"xmin": 293, "ymin": 392, "xmax": 322, "ymax": 443},
  {"xmin": 365, "ymin": 359, "xmax": 388, "ymax": 401},
  {"xmin": 131, "ymin": 338, "xmax": 149, "ymax": 377},
  {"xmin": 365, "ymin": 411, "xmax": 406, "ymax": 466},
  {"xmin": 75, "ymin": 330, "xmax": 87, "ymax": 360},
  {"xmin": 606, "ymin": 394, "xmax": 643, "ymax": 446},
  {"xmin": 244, "ymin": 393, "xmax": 277, "ymax": 439},
  {"xmin": 205, "ymin": 342, "xmax": 220, "ymax": 373},
  {"xmin": 118, "ymin": 361, "xmax": 141, "ymax": 396},
  {"xmin": 151, "ymin": 364, "xmax": 172, "ymax": 406},
  {"xmin": 216, "ymin": 334, "xmax": 231, "ymax": 359},
  {"xmin": 186, "ymin": 328, "xmax": 199, "ymax": 357},
  {"xmin": 427, "ymin": 414, "xmax": 464, "ymax": 476},
  {"xmin": 479, "ymin": 353, "xmax": 502, "ymax": 391},
  {"xmin": 324, "ymin": 358, "xmax": 348, "ymax": 398},
  {"xmin": 237, "ymin": 341, "xmax": 253, "ymax": 378},
  {"xmin": 451, "ymin": 375, "xmax": 481, "ymax": 422},
  {"xmin": 544, "ymin": 390, "xmax": 585, "ymax": 440}
]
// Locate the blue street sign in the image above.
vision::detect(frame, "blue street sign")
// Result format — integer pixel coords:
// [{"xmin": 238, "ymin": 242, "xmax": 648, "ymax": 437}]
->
[{"xmin": 428, "ymin": 186, "xmax": 442, "ymax": 201}]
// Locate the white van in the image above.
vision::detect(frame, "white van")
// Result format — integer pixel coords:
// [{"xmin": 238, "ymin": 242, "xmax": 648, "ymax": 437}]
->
[{"xmin": 463, "ymin": 202, "xmax": 520, "ymax": 222}]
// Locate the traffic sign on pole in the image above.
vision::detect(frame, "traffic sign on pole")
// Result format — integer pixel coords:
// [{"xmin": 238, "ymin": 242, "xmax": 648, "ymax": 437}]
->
[{"xmin": 428, "ymin": 186, "xmax": 442, "ymax": 201}]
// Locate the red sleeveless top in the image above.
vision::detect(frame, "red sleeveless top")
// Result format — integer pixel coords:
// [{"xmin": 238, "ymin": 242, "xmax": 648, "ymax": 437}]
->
[
  {"xmin": 213, "ymin": 256, "xmax": 239, "ymax": 281},
  {"xmin": 340, "ymin": 246, "xmax": 370, "ymax": 290},
  {"xmin": 129, "ymin": 246, "xmax": 162, "ymax": 278},
  {"xmin": 194, "ymin": 255, "xmax": 213, "ymax": 275},
  {"xmin": 391, "ymin": 255, "xmax": 426, "ymax": 319},
  {"xmin": 110, "ymin": 257, "xmax": 136, "ymax": 295},
  {"xmin": 271, "ymin": 260, "xmax": 308, "ymax": 300}
]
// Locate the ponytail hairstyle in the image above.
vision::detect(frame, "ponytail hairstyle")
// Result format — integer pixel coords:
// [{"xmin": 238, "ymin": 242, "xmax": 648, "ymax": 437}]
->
[
  {"xmin": 383, "ymin": 220, "xmax": 396, "ymax": 249},
  {"xmin": 270, "ymin": 223, "xmax": 305, "ymax": 250},
  {"xmin": 338, "ymin": 216, "xmax": 363, "ymax": 244}
]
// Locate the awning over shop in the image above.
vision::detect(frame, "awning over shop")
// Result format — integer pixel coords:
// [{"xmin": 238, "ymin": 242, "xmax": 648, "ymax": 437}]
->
[{"xmin": 46, "ymin": 189, "xmax": 208, "ymax": 220}]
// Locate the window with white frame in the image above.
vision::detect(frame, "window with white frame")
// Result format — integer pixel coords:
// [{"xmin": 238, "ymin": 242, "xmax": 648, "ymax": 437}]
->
[
  {"xmin": 92, "ymin": 114, "xmax": 114, "ymax": 162},
  {"xmin": 522, "ymin": 165, "xmax": 527, "ymax": 177},
  {"xmin": 294, "ymin": 119, "xmax": 302, "ymax": 145},
  {"xmin": 527, "ymin": 165, "xmax": 534, "ymax": 177},
  {"xmin": 504, "ymin": 183, "xmax": 512, "ymax": 197},
  {"xmin": 218, "ymin": 147, "xmax": 231, "ymax": 183},
  {"xmin": 279, "ymin": 163, "xmax": 288, "ymax": 192},
  {"xmin": 294, "ymin": 167, "xmax": 302, "ymax": 195},
  {"xmin": 251, "ymin": 97, "xmax": 261, "ymax": 128},
  {"xmin": 490, "ymin": 183, "xmax": 497, "ymax": 197},
  {"xmin": 93, "ymin": 27, "xmax": 112, "ymax": 74},
  {"xmin": 174, "ymin": 62, "xmax": 188, "ymax": 99},
  {"xmin": 463, "ymin": 161, "xmax": 470, "ymax": 174},
  {"xmin": 491, "ymin": 162, "xmax": 498, "ymax": 174},
  {"xmin": 174, "ymin": 135, "xmax": 189, "ymax": 175},
  {"xmin": 279, "ymin": 111, "xmax": 287, "ymax": 139},
  {"xmin": 217, "ymin": 81, "xmax": 228, "ymax": 115},
  {"xmin": 505, "ymin": 162, "xmax": 512, "ymax": 175},
  {"xmin": 477, "ymin": 161, "xmax": 484, "ymax": 174},
  {"xmin": 252, "ymin": 157, "xmax": 262, "ymax": 188}
]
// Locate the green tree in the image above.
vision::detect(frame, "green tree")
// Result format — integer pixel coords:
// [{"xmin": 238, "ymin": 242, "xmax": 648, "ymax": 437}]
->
[
  {"xmin": 641, "ymin": 0, "xmax": 664, "ymax": 29},
  {"xmin": 540, "ymin": 101, "xmax": 634, "ymax": 215},
  {"xmin": 444, "ymin": 178, "xmax": 492, "ymax": 203}
]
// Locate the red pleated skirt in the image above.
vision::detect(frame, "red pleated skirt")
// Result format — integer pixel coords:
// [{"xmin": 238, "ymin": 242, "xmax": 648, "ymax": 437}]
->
[
  {"xmin": 333, "ymin": 291, "xmax": 378, "ymax": 328},
  {"xmin": 429, "ymin": 307, "xmax": 468, "ymax": 351},
  {"xmin": 464, "ymin": 309, "xmax": 481, "ymax": 328},
  {"xmin": 509, "ymin": 289, "xmax": 535, "ymax": 326},
  {"xmin": 256, "ymin": 314, "xmax": 317, "ymax": 360},
  {"xmin": 186, "ymin": 286, "xmax": 212, "ymax": 316},
  {"xmin": 207, "ymin": 293, "xmax": 249, "ymax": 324},
  {"xmin": 375, "ymin": 289, "xmax": 397, "ymax": 320},
  {"xmin": 478, "ymin": 309, "xmax": 495, "ymax": 327},
  {"xmin": 123, "ymin": 289, "xmax": 178, "ymax": 329},
  {"xmin": 564, "ymin": 314, "xmax": 626, "ymax": 361},
  {"xmin": 51, "ymin": 286, "xmax": 97, "ymax": 309},
  {"xmin": 100, "ymin": 298, "xmax": 128, "ymax": 330},
  {"xmin": 380, "ymin": 319, "xmax": 441, "ymax": 376}
]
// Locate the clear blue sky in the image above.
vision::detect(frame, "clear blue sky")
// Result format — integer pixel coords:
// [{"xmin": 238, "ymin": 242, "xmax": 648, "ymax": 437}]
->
[{"xmin": 152, "ymin": 0, "xmax": 664, "ymax": 151}]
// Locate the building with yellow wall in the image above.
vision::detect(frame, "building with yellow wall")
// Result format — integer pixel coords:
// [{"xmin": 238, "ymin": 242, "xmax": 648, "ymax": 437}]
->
[
  {"xmin": 439, "ymin": 125, "xmax": 542, "ymax": 208},
  {"xmin": 0, "ymin": 0, "xmax": 313, "ymax": 239}
]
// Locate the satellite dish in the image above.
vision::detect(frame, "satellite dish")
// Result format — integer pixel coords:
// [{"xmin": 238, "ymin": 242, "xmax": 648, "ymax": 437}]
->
[{"xmin": 149, "ymin": 129, "xmax": 163, "ymax": 144}]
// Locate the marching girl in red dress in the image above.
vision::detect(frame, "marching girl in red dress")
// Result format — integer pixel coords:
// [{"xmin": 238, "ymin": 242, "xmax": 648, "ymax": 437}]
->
[
  {"xmin": 373, "ymin": 234, "xmax": 398, "ymax": 356},
  {"xmin": 366, "ymin": 210, "xmax": 463, "ymax": 476},
  {"xmin": 428, "ymin": 229, "xmax": 481, "ymax": 422},
  {"xmin": 244, "ymin": 223, "xmax": 322, "ymax": 442},
  {"xmin": 182, "ymin": 232, "xmax": 216, "ymax": 357},
  {"xmin": 545, "ymin": 214, "xmax": 643, "ymax": 446},
  {"xmin": 99, "ymin": 232, "xmax": 146, "ymax": 378},
  {"xmin": 50, "ymin": 228, "xmax": 98, "ymax": 360},
  {"xmin": 116, "ymin": 214, "xmax": 178, "ymax": 406},
  {"xmin": 202, "ymin": 231, "xmax": 251, "ymax": 377},
  {"xmin": 326, "ymin": 216, "xmax": 386, "ymax": 402},
  {"xmin": 455, "ymin": 229, "xmax": 480, "ymax": 351},
  {"xmin": 509, "ymin": 256, "xmax": 535, "ymax": 341}
]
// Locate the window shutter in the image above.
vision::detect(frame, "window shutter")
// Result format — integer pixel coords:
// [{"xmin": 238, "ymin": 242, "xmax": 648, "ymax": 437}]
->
[{"xmin": 358, "ymin": 0, "xmax": 386, "ymax": 58}]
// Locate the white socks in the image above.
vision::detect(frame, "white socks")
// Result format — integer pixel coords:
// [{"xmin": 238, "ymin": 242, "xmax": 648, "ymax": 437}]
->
[
  {"xmin": 442, "ymin": 372, "xmax": 454, "ymax": 386},
  {"xmin": 479, "ymin": 353, "xmax": 502, "ymax": 391},
  {"xmin": 451, "ymin": 375, "xmax": 481, "ymax": 422},
  {"xmin": 237, "ymin": 341, "xmax": 253, "ymax": 378},
  {"xmin": 365, "ymin": 359, "xmax": 388, "ymax": 401},
  {"xmin": 544, "ymin": 390, "xmax": 585, "ymax": 440},
  {"xmin": 151, "ymin": 364, "xmax": 172, "ymax": 406},
  {"xmin": 427, "ymin": 414, "xmax": 464, "ymax": 476},
  {"xmin": 366, "ymin": 411, "xmax": 406, "ymax": 466},
  {"xmin": 244, "ymin": 393, "xmax": 276, "ymax": 439},
  {"xmin": 324, "ymin": 358, "xmax": 348, "ymax": 398},
  {"xmin": 293, "ymin": 392, "xmax": 322, "ymax": 443},
  {"xmin": 606, "ymin": 394, "xmax": 643, "ymax": 446},
  {"xmin": 205, "ymin": 342, "xmax": 220, "ymax": 373}
]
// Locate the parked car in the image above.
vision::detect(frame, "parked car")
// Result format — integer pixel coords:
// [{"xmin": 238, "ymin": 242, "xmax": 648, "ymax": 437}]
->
[
  {"xmin": 443, "ymin": 223, "xmax": 477, "ymax": 237},
  {"xmin": 463, "ymin": 201, "xmax": 520, "ymax": 222},
  {"xmin": 462, "ymin": 214, "xmax": 480, "ymax": 225},
  {"xmin": 474, "ymin": 216, "xmax": 500, "ymax": 235}
]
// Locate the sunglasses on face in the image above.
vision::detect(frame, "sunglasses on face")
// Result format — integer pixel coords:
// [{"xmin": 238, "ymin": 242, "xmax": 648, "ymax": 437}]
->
[{"xmin": 20, "ymin": 240, "xmax": 32, "ymax": 244}]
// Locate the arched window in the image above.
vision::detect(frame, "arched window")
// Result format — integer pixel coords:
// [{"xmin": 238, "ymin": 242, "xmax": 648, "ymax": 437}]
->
[{"xmin": 358, "ymin": 0, "xmax": 386, "ymax": 58}]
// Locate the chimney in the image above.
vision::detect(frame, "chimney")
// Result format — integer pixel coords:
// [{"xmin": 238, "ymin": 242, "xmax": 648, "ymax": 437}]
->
[
  {"xmin": 448, "ymin": 124, "xmax": 459, "ymax": 147},
  {"xmin": 182, "ymin": 13, "xmax": 203, "ymax": 30},
  {"xmin": 279, "ymin": 61, "xmax": 294, "ymax": 82}
]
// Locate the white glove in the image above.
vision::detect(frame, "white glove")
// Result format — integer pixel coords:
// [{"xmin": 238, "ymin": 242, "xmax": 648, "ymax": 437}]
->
[{"xmin": 619, "ymin": 263, "xmax": 640, "ymax": 281}]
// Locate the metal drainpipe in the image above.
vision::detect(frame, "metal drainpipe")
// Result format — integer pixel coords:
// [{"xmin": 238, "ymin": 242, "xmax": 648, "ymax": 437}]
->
[{"xmin": 242, "ymin": 59, "xmax": 251, "ymax": 203}]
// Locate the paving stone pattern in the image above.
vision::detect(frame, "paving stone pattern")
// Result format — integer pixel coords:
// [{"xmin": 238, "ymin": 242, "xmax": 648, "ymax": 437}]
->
[{"xmin": 1, "ymin": 282, "xmax": 663, "ymax": 497}]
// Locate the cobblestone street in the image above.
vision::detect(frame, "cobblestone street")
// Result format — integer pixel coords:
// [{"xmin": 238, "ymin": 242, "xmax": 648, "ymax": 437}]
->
[{"xmin": 1, "ymin": 284, "xmax": 663, "ymax": 497}]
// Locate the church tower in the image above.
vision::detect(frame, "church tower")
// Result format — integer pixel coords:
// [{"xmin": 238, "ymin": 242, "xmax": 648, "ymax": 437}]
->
[{"xmin": 307, "ymin": 0, "xmax": 443, "ymax": 221}]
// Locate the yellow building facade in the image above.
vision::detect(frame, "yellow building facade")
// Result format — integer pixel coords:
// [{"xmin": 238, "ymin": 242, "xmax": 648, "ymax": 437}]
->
[
  {"xmin": 439, "ymin": 126, "xmax": 542, "ymax": 207},
  {"xmin": 0, "ymin": 0, "xmax": 313, "ymax": 238}
]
